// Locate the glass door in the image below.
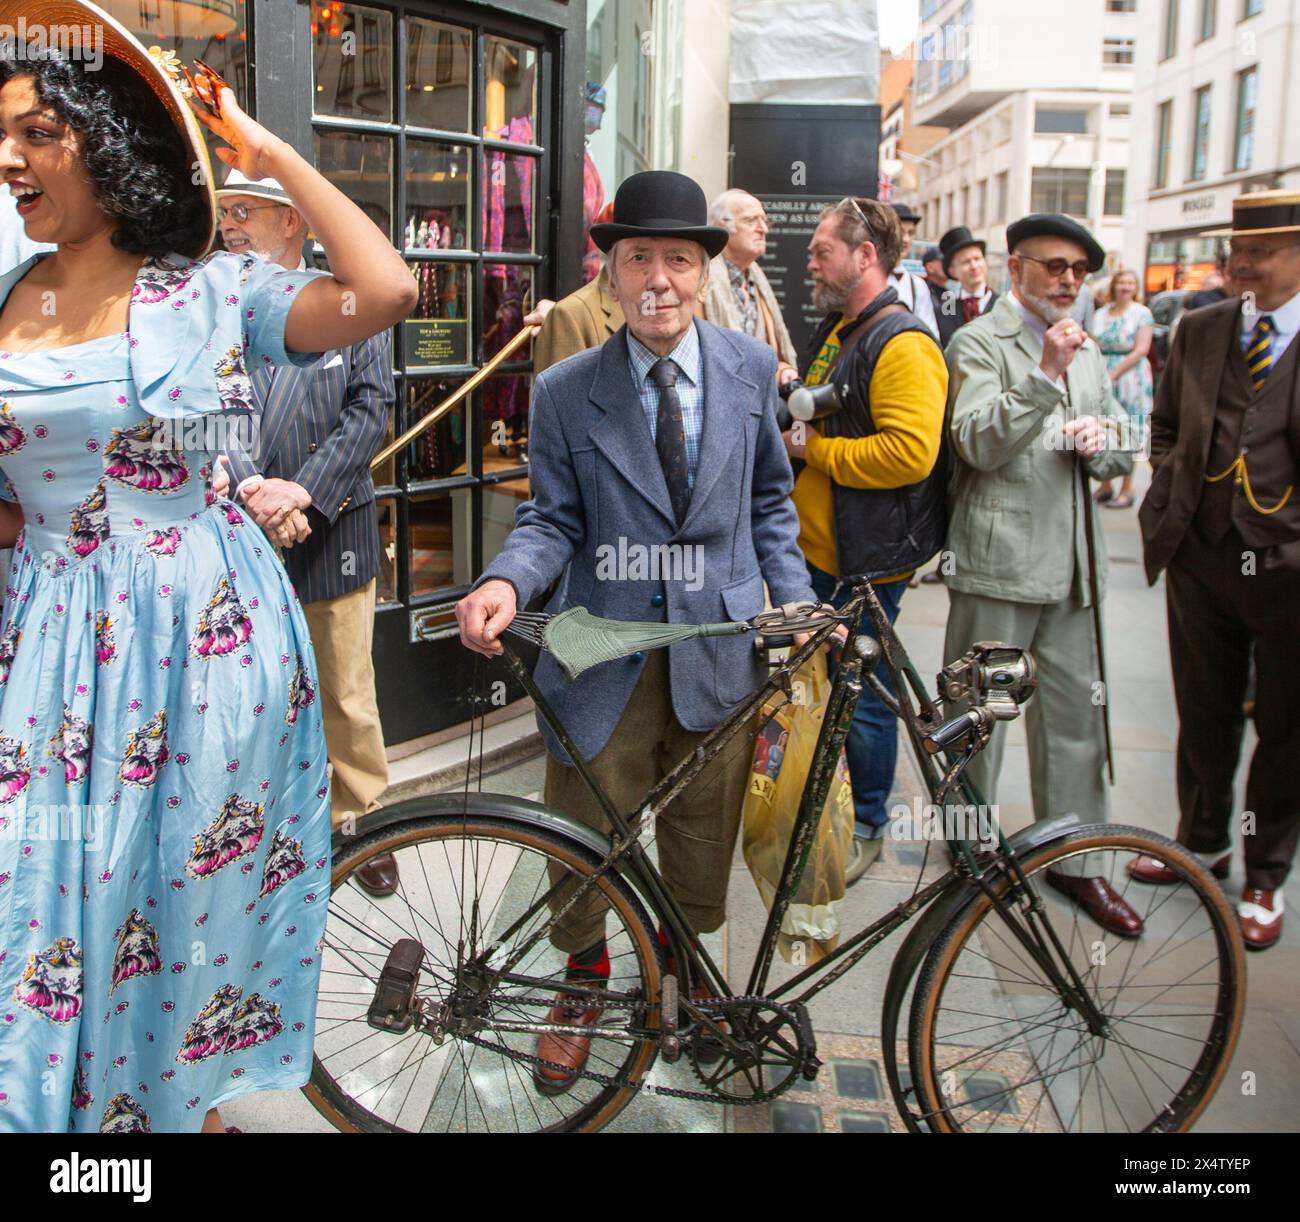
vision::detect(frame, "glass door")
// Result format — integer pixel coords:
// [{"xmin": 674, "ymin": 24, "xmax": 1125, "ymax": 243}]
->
[{"xmin": 309, "ymin": 2, "xmax": 551, "ymax": 742}]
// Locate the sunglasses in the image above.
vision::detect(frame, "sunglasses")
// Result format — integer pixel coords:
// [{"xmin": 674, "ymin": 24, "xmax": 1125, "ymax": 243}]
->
[
  {"xmin": 839, "ymin": 197, "xmax": 879, "ymax": 248},
  {"xmin": 1018, "ymin": 254, "xmax": 1091, "ymax": 280},
  {"xmin": 183, "ymin": 58, "xmax": 233, "ymax": 119}
]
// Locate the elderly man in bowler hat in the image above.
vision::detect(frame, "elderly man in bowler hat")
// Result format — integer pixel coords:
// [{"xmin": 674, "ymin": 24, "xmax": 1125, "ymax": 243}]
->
[
  {"xmin": 942, "ymin": 213, "xmax": 1138, "ymax": 936},
  {"xmin": 935, "ymin": 225, "xmax": 998, "ymax": 348},
  {"xmin": 456, "ymin": 170, "xmax": 814, "ymax": 1093},
  {"xmin": 1136, "ymin": 190, "xmax": 1300, "ymax": 949}
]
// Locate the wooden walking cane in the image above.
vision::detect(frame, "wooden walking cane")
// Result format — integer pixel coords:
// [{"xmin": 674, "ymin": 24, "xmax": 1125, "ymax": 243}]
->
[{"xmin": 1077, "ymin": 424, "xmax": 1116, "ymax": 786}]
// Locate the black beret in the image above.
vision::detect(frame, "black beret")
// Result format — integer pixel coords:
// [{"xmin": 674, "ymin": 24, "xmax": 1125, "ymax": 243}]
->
[{"xmin": 1006, "ymin": 213, "xmax": 1105, "ymax": 272}]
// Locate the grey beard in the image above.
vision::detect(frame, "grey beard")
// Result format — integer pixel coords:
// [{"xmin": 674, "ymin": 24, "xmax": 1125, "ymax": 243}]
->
[
  {"xmin": 813, "ymin": 274, "xmax": 857, "ymax": 314},
  {"xmin": 1019, "ymin": 284, "xmax": 1073, "ymax": 325}
]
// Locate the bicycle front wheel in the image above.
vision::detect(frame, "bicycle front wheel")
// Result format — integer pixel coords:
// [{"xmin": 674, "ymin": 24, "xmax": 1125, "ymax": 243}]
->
[
  {"xmin": 909, "ymin": 825, "xmax": 1245, "ymax": 1133},
  {"xmin": 304, "ymin": 804, "xmax": 663, "ymax": 1133}
]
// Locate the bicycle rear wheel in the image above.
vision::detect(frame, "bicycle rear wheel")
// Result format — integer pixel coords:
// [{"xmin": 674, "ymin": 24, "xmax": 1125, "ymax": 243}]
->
[
  {"xmin": 303, "ymin": 804, "xmax": 663, "ymax": 1133},
  {"xmin": 909, "ymin": 826, "xmax": 1245, "ymax": 1132}
]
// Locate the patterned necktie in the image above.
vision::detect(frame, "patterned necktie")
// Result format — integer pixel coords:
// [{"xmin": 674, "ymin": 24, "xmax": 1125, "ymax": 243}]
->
[
  {"xmin": 1246, "ymin": 315, "xmax": 1275, "ymax": 392},
  {"xmin": 961, "ymin": 296, "xmax": 981, "ymax": 323},
  {"xmin": 649, "ymin": 358, "xmax": 691, "ymax": 526}
]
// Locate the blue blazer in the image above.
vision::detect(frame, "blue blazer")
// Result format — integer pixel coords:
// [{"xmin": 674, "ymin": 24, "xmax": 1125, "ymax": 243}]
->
[{"xmin": 481, "ymin": 320, "xmax": 814, "ymax": 763}]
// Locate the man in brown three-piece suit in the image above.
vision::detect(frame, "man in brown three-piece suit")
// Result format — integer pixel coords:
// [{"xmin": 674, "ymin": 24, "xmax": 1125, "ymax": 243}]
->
[{"xmin": 1136, "ymin": 190, "xmax": 1300, "ymax": 950}]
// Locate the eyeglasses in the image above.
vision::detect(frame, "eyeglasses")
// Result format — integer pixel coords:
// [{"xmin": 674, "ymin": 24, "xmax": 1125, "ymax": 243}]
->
[
  {"xmin": 1228, "ymin": 240, "xmax": 1300, "ymax": 262},
  {"xmin": 1018, "ymin": 254, "xmax": 1091, "ymax": 281},
  {"xmin": 217, "ymin": 202, "xmax": 285, "ymax": 223}
]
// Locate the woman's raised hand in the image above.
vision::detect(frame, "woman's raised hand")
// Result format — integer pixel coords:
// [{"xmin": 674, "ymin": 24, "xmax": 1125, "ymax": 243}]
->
[{"xmin": 188, "ymin": 78, "xmax": 282, "ymax": 181}]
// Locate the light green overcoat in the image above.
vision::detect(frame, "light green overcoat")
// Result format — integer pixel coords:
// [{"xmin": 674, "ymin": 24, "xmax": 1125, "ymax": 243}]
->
[{"xmin": 943, "ymin": 295, "xmax": 1135, "ymax": 606}]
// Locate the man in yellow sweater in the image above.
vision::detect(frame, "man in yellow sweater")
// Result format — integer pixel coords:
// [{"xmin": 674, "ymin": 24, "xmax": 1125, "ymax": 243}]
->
[{"xmin": 785, "ymin": 197, "xmax": 950, "ymax": 881}]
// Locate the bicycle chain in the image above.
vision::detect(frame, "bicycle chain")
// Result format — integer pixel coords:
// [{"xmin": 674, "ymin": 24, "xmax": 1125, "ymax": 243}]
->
[{"xmin": 453, "ymin": 993, "xmax": 806, "ymax": 1106}]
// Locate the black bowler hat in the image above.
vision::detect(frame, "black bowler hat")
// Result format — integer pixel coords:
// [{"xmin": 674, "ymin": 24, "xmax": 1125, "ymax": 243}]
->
[
  {"xmin": 939, "ymin": 226, "xmax": 986, "ymax": 274},
  {"xmin": 1006, "ymin": 213, "xmax": 1106, "ymax": 272},
  {"xmin": 590, "ymin": 171, "xmax": 729, "ymax": 258},
  {"xmin": 891, "ymin": 202, "xmax": 922, "ymax": 224}
]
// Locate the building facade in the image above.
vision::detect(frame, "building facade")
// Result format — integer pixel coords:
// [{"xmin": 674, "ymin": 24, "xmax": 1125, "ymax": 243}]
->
[
  {"xmin": 1125, "ymin": 0, "xmax": 1298, "ymax": 294},
  {"xmin": 878, "ymin": 44, "xmax": 949, "ymax": 210},
  {"xmin": 910, "ymin": 0, "xmax": 1136, "ymax": 275}
]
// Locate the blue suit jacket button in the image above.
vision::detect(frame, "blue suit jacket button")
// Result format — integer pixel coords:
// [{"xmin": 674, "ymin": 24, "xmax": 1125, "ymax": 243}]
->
[
  {"xmin": 651, "ymin": 593, "xmax": 665, "ymax": 608},
  {"xmin": 632, "ymin": 652, "xmax": 645, "ymax": 663}
]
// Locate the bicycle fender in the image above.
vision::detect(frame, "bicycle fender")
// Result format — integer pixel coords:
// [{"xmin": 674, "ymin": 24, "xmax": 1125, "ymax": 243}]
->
[{"xmin": 335, "ymin": 791, "xmax": 620, "ymax": 862}]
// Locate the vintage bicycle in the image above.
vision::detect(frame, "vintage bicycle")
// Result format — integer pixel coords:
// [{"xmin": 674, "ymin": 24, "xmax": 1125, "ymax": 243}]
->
[{"xmin": 303, "ymin": 581, "xmax": 1246, "ymax": 1133}]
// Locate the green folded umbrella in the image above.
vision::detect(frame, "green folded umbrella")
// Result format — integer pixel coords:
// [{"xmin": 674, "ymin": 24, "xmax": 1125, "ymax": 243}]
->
[{"xmin": 508, "ymin": 606, "xmax": 749, "ymax": 681}]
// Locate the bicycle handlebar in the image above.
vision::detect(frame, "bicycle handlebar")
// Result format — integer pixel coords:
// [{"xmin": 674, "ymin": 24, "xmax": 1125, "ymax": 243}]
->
[{"xmin": 922, "ymin": 708, "xmax": 989, "ymax": 754}]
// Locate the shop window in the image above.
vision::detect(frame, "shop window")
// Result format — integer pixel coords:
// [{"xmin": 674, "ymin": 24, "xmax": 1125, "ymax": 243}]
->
[
  {"xmin": 312, "ymin": 2, "xmax": 393, "ymax": 122},
  {"xmin": 404, "ymin": 141, "xmax": 471, "ymax": 251},
  {"xmin": 404, "ymin": 262, "xmax": 471, "ymax": 371},
  {"xmin": 372, "ymin": 403, "xmax": 400, "ymax": 491},
  {"xmin": 482, "ymin": 371, "xmax": 532, "ymax": 470},
  {"xmin": 375, "ymin": 496, "xmax": 398, "ymax": 604},
  {"xmin": 406, "ymin": 18, "xmax": 472, "ymax": 133},
  {"xmin": 404, "ymin": 378, "xmax": 467, "ymax": 483},
  {"xmin": 409, "ymin": 490, "xmax": 461, "ymax": 595},
  {"xmin": 483, "ymin": 150, "xmax": 537, "ymax": 254},
  {"xmin": 314, "ymin": 129, "xmax": 393, "ymax": 240},
  {"xmin": 484, "ymin": 35, "xmax": 538, "ymax": 140}
]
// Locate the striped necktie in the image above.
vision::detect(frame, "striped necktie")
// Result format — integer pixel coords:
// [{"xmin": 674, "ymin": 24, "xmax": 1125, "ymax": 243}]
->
[{"xmin": 1246, "ymin": 315, "xmax": 1275, "ymax": 392}]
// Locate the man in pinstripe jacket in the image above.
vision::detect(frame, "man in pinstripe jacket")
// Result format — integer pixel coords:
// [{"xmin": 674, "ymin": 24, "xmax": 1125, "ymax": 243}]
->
[{"xmin": 215, "ymin": 172, "xmax": 398, "ymax": 897}]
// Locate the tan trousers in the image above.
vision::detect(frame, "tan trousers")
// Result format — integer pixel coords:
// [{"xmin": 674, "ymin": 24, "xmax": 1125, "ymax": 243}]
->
[
  {"xmin": 303, "ymin": 579, "xmax": 389, "ymax": 831},
  {"xmin": 543, "ymin": 649, "xmax": 757, "ymax": 953}
]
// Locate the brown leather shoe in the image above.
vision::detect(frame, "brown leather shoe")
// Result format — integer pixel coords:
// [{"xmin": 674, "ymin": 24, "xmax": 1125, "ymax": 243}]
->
[
  {"xmin": 688, "ymin": 981, "xmax": 731, "ymax": 1067},
  {"xmin": 534, "ymin": 992, "xmax": 603, "ymax": 1096},
  {"xmin": 1239, "ymin": 888, "xmax": 1283, "ymax": 951},
  {"xmin": 353, "ymin": 852, "xmax": 399, "ymax": 897},
  {"xmin": 1046, "ymin": 872, "xmax": 1144, "ymax": 938},
  {"xmin": 1127, "ymin": 850, "xmax": 1230, "ymax": 885}
]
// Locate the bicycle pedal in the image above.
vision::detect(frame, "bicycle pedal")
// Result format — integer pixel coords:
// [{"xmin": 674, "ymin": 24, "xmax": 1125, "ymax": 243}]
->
[{"xmin": 366, "ymin": 937, "xmax": 423, "ymax": 1034}]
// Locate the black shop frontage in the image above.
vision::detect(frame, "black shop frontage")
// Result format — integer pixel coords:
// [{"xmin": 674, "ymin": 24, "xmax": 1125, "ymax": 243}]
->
[{"xmin": 106, "ymin": 0, "xmax": 590, "ymax": 744}]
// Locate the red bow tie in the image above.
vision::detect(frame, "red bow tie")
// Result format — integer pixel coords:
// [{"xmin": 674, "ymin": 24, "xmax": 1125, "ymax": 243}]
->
[{"xmin": 961, "ymin": 296, "xmax": 982, "ymax": 323}]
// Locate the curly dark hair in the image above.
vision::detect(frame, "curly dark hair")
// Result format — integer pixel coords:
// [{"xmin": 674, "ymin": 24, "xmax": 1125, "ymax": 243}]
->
[{"xmin": 0, "ymin": 49, "xmax": 211, "ymax": 257}]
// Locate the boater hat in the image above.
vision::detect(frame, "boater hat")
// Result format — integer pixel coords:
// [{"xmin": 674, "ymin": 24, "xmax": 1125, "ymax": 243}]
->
[
  {"xmin": 217, "ymin": 169, "xmax": 295, "ymax": 208},
  {"xmin": 1204, "ymin": 190, "xmax": 1300, "ymax": 238},
  {"xmin": 589, "ymin": 170, "xmax": 729, "ymax": 259},
  {"xmin": 0, "ymin": 0, "xmax": 217, "ymax": 256}
]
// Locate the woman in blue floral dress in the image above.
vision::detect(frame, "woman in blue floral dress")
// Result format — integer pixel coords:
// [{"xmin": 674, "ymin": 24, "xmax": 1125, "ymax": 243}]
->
[
  {"xmin": 0, "ymin": 4, "xmax": 415, "ymax": 1133},
  {"xmin": 1088, "ymin": 267, "xmax": 1154, "ymax": 509}
]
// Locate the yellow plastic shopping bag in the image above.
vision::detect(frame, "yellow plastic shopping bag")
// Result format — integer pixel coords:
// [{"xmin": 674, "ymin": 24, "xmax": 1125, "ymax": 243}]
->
[{"xmin": 742, "ymin": 650, "xmax": 855, "ymax": 964}]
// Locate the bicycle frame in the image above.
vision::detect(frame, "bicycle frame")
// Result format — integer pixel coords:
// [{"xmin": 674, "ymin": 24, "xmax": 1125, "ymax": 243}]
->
[{"xmin": 494, "ymin": 578, "xmax": 1108, "ymax": 1039}]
